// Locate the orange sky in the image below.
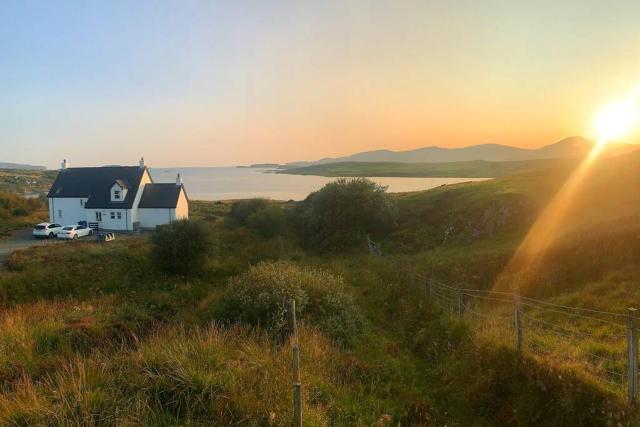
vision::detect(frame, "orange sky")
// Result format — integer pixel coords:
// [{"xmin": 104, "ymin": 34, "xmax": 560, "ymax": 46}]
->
[{"xmin": 2, "ymin": 1, "xmax": 640, "ymax": 167}]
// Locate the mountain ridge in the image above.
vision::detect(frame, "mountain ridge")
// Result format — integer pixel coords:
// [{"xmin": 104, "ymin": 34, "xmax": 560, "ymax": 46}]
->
[{"xmin": 284, "ymin": 137, "xmax": 638, "ymax": 167}]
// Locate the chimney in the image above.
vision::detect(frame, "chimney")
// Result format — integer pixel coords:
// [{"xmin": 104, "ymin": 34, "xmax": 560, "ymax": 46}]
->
[
  {"xmin": 60, "ymin": 159, "xmax": 68, "ymax": 170},
  {"xmin": 139, "ymin": 157, "xmax": 145, "ymax": 168},
  {"xmin": 176, "ymin": 173, "xmax": 182, "ymax": 186}
]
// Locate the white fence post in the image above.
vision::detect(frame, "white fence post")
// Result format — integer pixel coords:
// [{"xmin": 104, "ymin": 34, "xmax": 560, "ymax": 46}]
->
[{"xmin": 627, "ymin": 307, "xmax": 638, "ymax": 404}]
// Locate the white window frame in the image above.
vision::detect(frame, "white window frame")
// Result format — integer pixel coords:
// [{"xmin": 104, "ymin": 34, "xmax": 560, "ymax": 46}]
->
[
  {"xmin": 110, "ymin": 211, "xmax": 115, "ymax": 220},
  {"xmin": 116, "ymin": 212, "xmax": 122, "ymax": 220}
]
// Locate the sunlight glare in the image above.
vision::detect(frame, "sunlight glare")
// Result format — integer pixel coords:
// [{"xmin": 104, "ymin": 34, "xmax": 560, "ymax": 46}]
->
[
  {"xmin": 594, "ymin": 87, "xmax": 640, "ymax": 144},
  {"xmin": 495, "ymin": 82, "xmax": 640, "ymax": 293}
]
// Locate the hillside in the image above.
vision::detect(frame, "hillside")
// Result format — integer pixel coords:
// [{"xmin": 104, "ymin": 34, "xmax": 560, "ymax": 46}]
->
[
  {"xmin": 0, "ymin": 168, "xmax": 56, "ymax": 194},
  {"xmin": 1, "ymin": 151, "xmax": 640, "ymax": 424},
  {"xmin": 0, "ymin": 162, "xmax": 46, "ymax": 171},
  {"xmin": 286, "ymin": 136, "xmax": 638, "ymax": 167},
  {"xmin": 280, "ymin": 158, "xmax": 575, "ymax": 178}
]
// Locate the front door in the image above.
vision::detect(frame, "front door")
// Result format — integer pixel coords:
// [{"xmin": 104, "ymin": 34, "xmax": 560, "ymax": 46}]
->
[{"xmin": 96, "ymin": 212, "xmax": 102, "ymax": 222}]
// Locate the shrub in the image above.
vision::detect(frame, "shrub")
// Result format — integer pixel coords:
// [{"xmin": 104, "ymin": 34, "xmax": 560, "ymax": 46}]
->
[
  {"xmin": 229, "ymin": 198, "xmax": 269, "ymax": 224},
  {"xmin": 295, "ymin": 178, "xmax": 398, "ymax": 252},
  {"xmin": 11, "ymin": 206, "xmax": 28, "ymax": 216},
  {"xmin": 151, "ymin": 220, "xmax": 215, "ymax": 276},
  {"xmin": 247, "ymin": 205, "xmax": 286, "ymax": 238},
  {"xmin": 218, "ymin": 261, "xmax": 361, "ymax": 343}
]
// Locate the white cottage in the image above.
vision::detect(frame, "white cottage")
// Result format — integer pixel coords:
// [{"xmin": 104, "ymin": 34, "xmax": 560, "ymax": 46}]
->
[{"xmin": 47, "ymin": 158, "xmax": 188, "ymax": 231}]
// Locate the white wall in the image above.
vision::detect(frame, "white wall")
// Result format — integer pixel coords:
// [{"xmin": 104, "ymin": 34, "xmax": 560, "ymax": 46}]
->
[
  {"xmin": 129, "ymin": 169, "xmax": 153, "ymax": 229},
  {"xmin": 48, "ymin": 198, "xmax": 88, "ymax": 225},
  {"xmin": 138, "ymin": 208, "xmax": 173, "ymax": 229},
  {"xmin": 174, "ymin": 188, "xmax": 189, "ymax": 221},
  {"xmin": 85, "ymin": 208, "xmax": 131, "ymax": 231}
]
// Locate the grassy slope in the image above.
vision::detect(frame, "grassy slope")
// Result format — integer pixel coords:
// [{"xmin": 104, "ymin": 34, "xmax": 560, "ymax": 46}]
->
[
  {"xmin": 279, "ymin": 159, "xmax": 576, "ymax": 178},
  {"xmin": 0, "ymin": 193, "xmax": 48, "ymax": 239},
  {"xmin": 0, "ymin": 169, "xmax": 53, "ymax": 238},
  {"xmin": 1, "ymin": 153, "xmax": 640, "ymax": 424},
  {"xmin": 0, "ymin": 169, "xmax": 56, "ymax": 194}
]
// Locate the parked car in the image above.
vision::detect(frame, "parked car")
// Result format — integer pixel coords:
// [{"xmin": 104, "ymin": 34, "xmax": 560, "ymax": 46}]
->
[
  {"xmin": 33, "ymin": 223, "xmax": 63, "ymax": 239},
  {"xmin": 57, "ymin": 225, "xmax": 93, "ymax": 240}
]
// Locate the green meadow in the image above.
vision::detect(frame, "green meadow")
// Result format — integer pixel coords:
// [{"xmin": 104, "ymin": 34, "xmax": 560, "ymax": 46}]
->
[{"xmin": 1, "ymin": 153, "xmax": 640, "ymax": 425}]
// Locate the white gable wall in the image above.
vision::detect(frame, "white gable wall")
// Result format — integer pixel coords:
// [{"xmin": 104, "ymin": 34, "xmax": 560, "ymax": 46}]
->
[
  {"xmin": 129, "ymin": 169, "xmax": 153, "ymax": 229},
  {"xmin": 175, "ymin": 188, "xmax": 189, "ymax": 220},
  {"xmin": 48, "ymin": 198, "xmax": 88, "ymax": 225}
]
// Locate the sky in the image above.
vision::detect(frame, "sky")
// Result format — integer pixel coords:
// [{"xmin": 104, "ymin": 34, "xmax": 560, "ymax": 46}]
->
[{"xmin": 2, "ymin": 0, "xmax": 640, "ymax": 168}]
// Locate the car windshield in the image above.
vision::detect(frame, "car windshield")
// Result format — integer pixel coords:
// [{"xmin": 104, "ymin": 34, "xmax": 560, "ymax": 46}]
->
[
  {"xmin": 63, "ymin": 227, "xmax": 74, "ymax": 231},
  {"xmin": 34, "ymin": 225, "xmax": 46, "ymax": 230}
]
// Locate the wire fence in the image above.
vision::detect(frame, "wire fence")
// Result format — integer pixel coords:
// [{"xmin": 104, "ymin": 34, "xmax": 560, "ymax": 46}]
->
[{"xmin": 366, "ymin": 237, "xmax": 638, "ymax": 403}]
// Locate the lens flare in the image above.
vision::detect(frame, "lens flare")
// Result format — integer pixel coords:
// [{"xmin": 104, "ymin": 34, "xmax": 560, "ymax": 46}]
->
[
  {"xmin": 594, "ymin": 100, "xmax": 638, "ymax": 144},
  {"xmin": 494, "ymin": 83, "xmax": 640, "ymax": 293}
]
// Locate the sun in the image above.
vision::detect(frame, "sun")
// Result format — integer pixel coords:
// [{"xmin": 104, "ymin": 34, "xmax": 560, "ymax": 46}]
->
[{"xmin": 593, "ymin": 95, "xmax": 639, "ymax": 145}]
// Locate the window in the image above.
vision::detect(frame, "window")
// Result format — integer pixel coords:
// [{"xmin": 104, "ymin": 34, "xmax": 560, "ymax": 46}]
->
[
  {"xmin": 80, "ymin": 200, "xmax": 84, "ymax": 207},
  {"xmin": 110, "ymin": 212, "xmax": 115, "ymax": 219},
  {"xmin": 57, "ymin": 210, "xmax": 62, "ymax": 219},
  {"xmin": 96, "ymin": 212, "xmax": 102, "ymax": 221},
  {"xmin": 116, "ymin": 212, "xmax": 122, "ymax": 220},
  {"xmin": 114, "ymin": 190, "xmax": 121, "ymax": 200}
]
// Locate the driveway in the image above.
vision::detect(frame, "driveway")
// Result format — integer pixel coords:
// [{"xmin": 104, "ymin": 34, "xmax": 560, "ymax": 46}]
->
[{"xmin": 0, "ymin": 229, "xmax": 66, "ymax": 265}]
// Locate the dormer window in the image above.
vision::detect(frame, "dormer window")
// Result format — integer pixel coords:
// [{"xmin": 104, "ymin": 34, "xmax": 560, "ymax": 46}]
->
[{"xmin": 110, "ymin": 180, "xmax": 129, "ymax": 202}]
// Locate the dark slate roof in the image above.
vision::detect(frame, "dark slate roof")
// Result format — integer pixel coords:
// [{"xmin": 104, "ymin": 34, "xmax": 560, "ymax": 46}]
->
[
  {"xmin": 113, "ymin": 179, "xmax": 130, "ymax": 189},
  {"xmin": 48, "ymin": 166, "xmax": 148, "ymax": 209},
  {"xmin": 138, "ymin": 183, "xmax": 186, "ymax": 208}
]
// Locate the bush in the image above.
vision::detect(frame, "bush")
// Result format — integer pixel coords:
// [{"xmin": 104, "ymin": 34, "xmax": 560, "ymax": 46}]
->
[
  {"xmin": 247, "ymin": 205, "xmax": 286, "ymax": 238},
  {"xmin": 229, "ymin": 198, "xmax": 269, "ymax": 224},
  {"xmin": 295, "ymin": 178, "xmax": 398, "ymax": 252},
  {"xmin": 218, "ymin": 261, "xmax": 361, "ymax": 343},
  {"xmin": 151, "ymin": 220, "xmax": 215, "ymax": 276}
]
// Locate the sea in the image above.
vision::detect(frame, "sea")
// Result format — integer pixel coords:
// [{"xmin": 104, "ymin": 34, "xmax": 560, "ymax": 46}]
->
[{"xmin": 149, "ymin": 167, "xmax": 488, "ymax": 201}]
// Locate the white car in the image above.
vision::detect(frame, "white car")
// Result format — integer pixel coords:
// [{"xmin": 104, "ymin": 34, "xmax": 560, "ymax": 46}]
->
[
  {"xmin": 33, "ymin": 223, "xmax": 63, "ymax": 239},
  {"xmin": 57, "ymin": 225, "xmax": 93, "ymax": 240}
]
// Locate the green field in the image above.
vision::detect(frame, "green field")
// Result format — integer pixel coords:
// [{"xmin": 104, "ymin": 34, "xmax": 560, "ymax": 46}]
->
[
  {"xmin": 0, "ymin": 153, "xmax": 639, "ymax": 424},
  {"xmin": 0, "ymin": 169, "xmax": 56, "ymax": 195},
  {"xmin": 279, "ymin": 158, "xmax": 576, "ymax": 178}
]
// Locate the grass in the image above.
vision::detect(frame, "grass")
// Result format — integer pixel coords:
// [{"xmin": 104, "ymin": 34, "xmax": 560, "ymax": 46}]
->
[
  {"xmin": 0, "ymin": 192, "xmax": 48, "ymax": 239},
  {"xmin": 0, "ymin": 169, "xmax": 56, "ymax": 195},
  {"xmin": 279, "ymin": 158, "xmax": 577, "ymax": 178},
  {"xmin": 1, "ymin": 152, "xmax": 640, "ymax": 424}
]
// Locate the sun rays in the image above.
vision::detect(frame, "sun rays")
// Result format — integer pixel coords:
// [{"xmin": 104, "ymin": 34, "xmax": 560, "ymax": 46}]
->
[{"xmin": 495, "ymin": 84, "xmax": 640, "ymax": 292}]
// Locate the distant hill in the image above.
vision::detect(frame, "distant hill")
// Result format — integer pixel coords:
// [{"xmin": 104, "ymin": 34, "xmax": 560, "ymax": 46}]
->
[
  {"xmin": 285, "ymin": 137, "xmax": 638, "ymax": 167},
  {"xmin": 0, "ymin": 162, "xmax": 46, "ymax": 171},
  {"xmin": 279, "ymin": 158, "xmax": 576, "ymax": 178}
]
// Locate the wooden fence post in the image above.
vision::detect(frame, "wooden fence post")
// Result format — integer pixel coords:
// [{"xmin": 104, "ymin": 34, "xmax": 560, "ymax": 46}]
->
[
  {"xmin": 514, "ymin": 291, "xmax": 522, "ymax": 353},
  {"xmin": 628, "ymin": 307, "xmax": 638, "ymax": 404},
  {"xmin": 291, "ymin": 299, "xmax": 302, "ymax": 426}
]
